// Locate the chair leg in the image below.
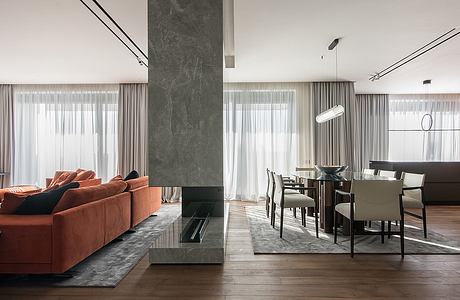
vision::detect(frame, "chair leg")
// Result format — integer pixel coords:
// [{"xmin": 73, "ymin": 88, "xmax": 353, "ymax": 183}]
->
[
  {"xmin": 301, "ymin": 207, "xmax": 306, "ymax": 227},
  {"xmin": 315, "ymin": 207, "xmax": 319, "ymax": 238},
  {"xmin": 388, "ymin": 221, "xmax": 391, "ymax": 239},
  {"xmin": 293, "ymin": 208, "xmax": 297, "ymax": 218},
  {"xmin": 422, "ymin": 206, "xmax": 427, "ymax": 239},
  {"xmin": 280, "ymin": 207, "xmax": 284, "ymax": 238},
  {"xmin": 381, "ymin": 221, "xmax": 385, "ymax": 244},
  {"xmin": 368, "ymin": 221, "xmax": 372, "ymax": 228},
  {"xmin": 400, "ymin": 218, "xmax": 405, "ymax": 258},
  {"xmin": 266, "ymin": 198, "xmax": 270, "ymax": 218},
  {"xmin": 333, "ymin": 211, "xmax": 337, "ymax": 243},
  {"xmin": 271, "ymin": 203, "xmax": 276, "ymax": 228},
  {"xmin": 350, "ymin": 217, "xmax": 354, "ymax": 258}
]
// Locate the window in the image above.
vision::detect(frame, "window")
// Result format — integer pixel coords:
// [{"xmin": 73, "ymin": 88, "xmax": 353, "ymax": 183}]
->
[
  {"xmin": 389, "ymin": 94, "xmax": 460, "ymax": 161},
  {"xmin": 13, "ymin": 85, "xmax": 118, "ymax": 186},
  {"xmin": 223, "ymin": 89, "xmax": 297, "ymax": 200}
]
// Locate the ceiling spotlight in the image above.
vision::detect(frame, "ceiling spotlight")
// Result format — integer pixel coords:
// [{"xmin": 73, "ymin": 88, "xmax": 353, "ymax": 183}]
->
[{"xmin": 423, "ymin": 79, "xmax": 432, "ymax": 85}]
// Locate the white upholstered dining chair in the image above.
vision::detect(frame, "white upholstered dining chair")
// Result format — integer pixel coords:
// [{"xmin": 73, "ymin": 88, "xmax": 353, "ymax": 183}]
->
[
  {"xmin": 271, "ymin": 173, "xmax": 318, "ymax": 238},
  {"xmin": 334, "ymin": 180, "xmax": 404, "ymax": 257},
  {"xmin": 378, "ymin": 170, "xmax": 397, "ymax": 178},
  {"xmin": 401, "ymin": 172, "xmax": 427, "ymax": 238},
  {"xmin": 362, "ymin": 168, "xmax": 376, "ymax": 175}
]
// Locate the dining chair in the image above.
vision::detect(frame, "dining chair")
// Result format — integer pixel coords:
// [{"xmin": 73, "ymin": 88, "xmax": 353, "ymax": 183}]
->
[
  {"xmin": 401, "ymin": 172, "xmax": 427, "ymax": 238},
  {"xmin": 271, "ymin": 173, "xmax": 318, "ymax": 238},
  {"xmin": 334, "ymin": 180, "xmax": 404, "ymax": 257},
  {"xmin": 362, "ymin": 168, "xmax": 376, "ymax": 175},
  {"xmin": 268, "ymin": 171, "xmax": 301, "ymax": 224},
  {"xmin": 378, "ymin": 170, "xmax": 397, "ymax": 178},
  {"xmin": 264, "ymin": 168, "xmax": 272, "ymax": 218}
]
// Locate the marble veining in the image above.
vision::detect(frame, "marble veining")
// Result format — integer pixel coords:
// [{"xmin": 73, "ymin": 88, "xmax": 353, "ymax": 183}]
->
[{"xmin": 148, "ymin": 0, "xmax": 223, "ymax": 187}]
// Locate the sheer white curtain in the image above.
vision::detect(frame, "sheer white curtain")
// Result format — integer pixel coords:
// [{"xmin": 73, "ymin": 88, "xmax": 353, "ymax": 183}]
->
[
  {"xmin": 389, "ymin": 94, "xmax": 460, "ymax": 161},
  {"xmin": 13, "ymin": 85, "xmax": 118, "ymax": 186},
  {"xmin": 223, "ymin": 83, "xmax": 307, "ymax": 200}
]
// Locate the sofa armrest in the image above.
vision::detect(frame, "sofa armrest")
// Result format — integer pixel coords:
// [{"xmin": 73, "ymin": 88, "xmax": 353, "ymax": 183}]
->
[{"xmin": 52, "ymin": 200, "xmax": 105, "ymax": 273}]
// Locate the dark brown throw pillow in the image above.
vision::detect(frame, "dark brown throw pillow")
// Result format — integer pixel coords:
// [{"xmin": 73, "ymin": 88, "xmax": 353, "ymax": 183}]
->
[
  {"xmin": 15, "ymin": 182, "xmax": 80, "ymax": 215},
  {"xmin": 124, "ymin": 170, "xmax": 140, "ymax": 181}
]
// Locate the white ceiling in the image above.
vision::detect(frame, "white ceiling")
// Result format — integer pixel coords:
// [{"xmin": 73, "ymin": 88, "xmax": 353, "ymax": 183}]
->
[
  {"xmin": 0, "ymin": 0, "xmax": 147, "ymax": 84},
  {"xmin": 225, "ymin": 0, "xmax": 460, "ymax": 93},
  {"xmin": 1, "ymin": 0, "xmax": 459, "ymax": 93}
]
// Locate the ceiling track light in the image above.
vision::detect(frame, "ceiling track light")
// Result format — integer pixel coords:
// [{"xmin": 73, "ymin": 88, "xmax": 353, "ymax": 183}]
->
[
  {"xmin": 79, "ymin": 0, "xmax": 148, "ymax": 68},
  {"xmin": 370, "ymin": 27, "xmax": 459, "ymax": 81}
]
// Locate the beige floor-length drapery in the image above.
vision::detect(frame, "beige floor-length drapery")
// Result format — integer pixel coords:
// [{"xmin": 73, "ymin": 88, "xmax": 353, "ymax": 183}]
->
[
  {"xmin": 313, "ymin": 81, "xmax": 357, "ymax": 170},
  {"xmin": 355, "ymin": 94, "xmax": 389, "ymax": 170},
  {"xmin": 118, "ymin": 83, "xmax": 148, "ymax": 177},
  {"xmin": 0, "ymin": 84, "xmax": 13, "ymax": 187},
  {"xmin": 118, "ymin": 83, "xmax": 180, "ymax": 202}
]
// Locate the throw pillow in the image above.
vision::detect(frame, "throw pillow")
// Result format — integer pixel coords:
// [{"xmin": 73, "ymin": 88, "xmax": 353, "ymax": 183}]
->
[
  {"xmin": 109, "ymin": 175, "xmax": 123, "ymax": 182},
  {"xmin": 58, "ymin": 171, "xmax": 78, "ymax": 186},
  {"xmin": 75, "ymin": 170, "xmax": 96, "ymax": 181},
  {"xmin": 124, "ymin": 170, "xmax": 140, "ymax": 181},
  {"xmin": 15, "ymin": 182, "xmax": 80, "ymax": 215},
  {"xmin": 0, "ymin": 193, "xmax": 27, "ymax": 214}
]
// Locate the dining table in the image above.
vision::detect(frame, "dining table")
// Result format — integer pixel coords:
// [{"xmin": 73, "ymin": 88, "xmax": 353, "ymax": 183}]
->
[{"xmin": 295, "ymin": 170, "xmax": 398, "ymax": 234}]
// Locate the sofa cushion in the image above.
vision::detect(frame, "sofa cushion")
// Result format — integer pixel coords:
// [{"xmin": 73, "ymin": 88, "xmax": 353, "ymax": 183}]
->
[
  {"xmin": 125, "ymin": 176, "xmax": 148, "ymax": 192},
  {"xmin": 124, "ymin": 170, "xmax": 139, "ymax": 181},
  {"xmin": 52, "ymin": 180, "xmax": 128, "ymax": 213},
  {"xmin": 15, "ymin": 182, "xmax": 80, "ymax": 215},
  {"xmin": 0, "ymin": 193, "xmax": 27, "ymax": 214}
]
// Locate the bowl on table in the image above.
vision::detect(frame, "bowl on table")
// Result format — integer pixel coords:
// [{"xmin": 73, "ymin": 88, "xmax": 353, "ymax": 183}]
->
[{"xmin": 315, "ymin": 165, "xmax": 348, "ymax": 175}]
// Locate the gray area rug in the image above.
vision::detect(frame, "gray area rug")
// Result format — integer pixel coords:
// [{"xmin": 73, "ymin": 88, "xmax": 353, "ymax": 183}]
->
[
  {"xmin": 246, "ymin": 205, "xmax": 460, "ymax": 254},
  {"xmin": 0, "ymin": 204, "xmax": 181, "ymax": 287}
]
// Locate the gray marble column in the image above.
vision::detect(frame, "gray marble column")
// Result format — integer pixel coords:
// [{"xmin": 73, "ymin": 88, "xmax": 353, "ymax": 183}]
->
[{"xmin": 148, "ymin": 0, "xmax": 223, "ymax": 187}]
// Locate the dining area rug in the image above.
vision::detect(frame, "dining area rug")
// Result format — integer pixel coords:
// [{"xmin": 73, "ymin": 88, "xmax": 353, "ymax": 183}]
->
[{"xmin": 246, "ymin": 205, "xmax": 460, "ymax": 254}]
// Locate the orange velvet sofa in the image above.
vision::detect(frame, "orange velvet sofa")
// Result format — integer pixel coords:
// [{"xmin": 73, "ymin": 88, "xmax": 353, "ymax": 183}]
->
[
  {"xmin": 125, "ymin": 176, "xmax": 162, "ymax": 228},
  {"xmin": 0, "ymin": 181, "xmax": 131, "ymax": 274}
]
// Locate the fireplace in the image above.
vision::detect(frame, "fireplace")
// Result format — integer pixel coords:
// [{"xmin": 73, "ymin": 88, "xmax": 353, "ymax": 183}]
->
[{"xmin": 181, "ymin": 186, "xmax": 224, "ymax": 243}]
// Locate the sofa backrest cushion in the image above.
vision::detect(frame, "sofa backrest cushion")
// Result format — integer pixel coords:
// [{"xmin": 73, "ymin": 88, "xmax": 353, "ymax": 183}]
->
[
  {"xmin": 15, "ymin": 182, "xmax": 80, "ymax": 215},
  {"xmin": 52, "ymin": 180, "xmax": 128, "ymax": 213},
  {"xmin": 125, "ymin": 176, "xmax": 148, "ymax": 192},
  {"xmin": 78, "ymin": 178, "xmax": 102, "ymax": 187}
]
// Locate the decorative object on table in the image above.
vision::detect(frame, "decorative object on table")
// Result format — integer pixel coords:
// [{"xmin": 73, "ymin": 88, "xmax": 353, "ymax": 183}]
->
[{"xmin": 315, "ymin": 165, "xmax": 348, "ymax": 175}]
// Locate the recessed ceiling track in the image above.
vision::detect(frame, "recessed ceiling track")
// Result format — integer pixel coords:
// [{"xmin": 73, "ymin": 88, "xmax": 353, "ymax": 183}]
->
[
  {"xmin": 369, "ymin": 27, "xmax": 459, "ymax": 81},
  {"xmin": 79, "ymin": 0, "xmax": 148, "ymax": 68}
]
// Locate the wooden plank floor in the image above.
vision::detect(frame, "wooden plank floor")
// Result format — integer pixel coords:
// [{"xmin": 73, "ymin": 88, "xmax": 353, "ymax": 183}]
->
[{"xmin": 1, "ymin": 202, "xmax": 460, "ymax": 299}]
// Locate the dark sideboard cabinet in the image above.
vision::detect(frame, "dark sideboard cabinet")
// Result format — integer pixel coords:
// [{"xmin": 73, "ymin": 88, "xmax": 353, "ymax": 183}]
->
[{"xmin": 369, "ymin": 161, "xmax": 460, "ymax": 204}]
